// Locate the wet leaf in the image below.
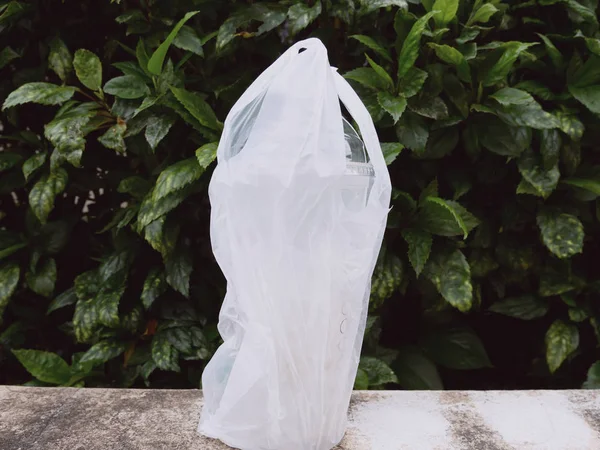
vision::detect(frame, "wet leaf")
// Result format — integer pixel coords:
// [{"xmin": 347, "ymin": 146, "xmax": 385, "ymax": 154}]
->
[{"xmin": 546, "ymin": 320, "xmax": 579, "ymax": 373}]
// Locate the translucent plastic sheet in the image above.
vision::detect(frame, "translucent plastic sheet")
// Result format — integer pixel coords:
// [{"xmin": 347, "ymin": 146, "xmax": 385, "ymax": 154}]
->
[{"xmin": 199, "ymin": 38, "xmax": 391, "ymax": 450}]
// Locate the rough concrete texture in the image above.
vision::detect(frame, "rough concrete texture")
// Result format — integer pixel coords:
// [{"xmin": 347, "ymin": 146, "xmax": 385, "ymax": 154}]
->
[{"xmin": 1, "ymin": 387, "xmax": 599, "ymax": 449}]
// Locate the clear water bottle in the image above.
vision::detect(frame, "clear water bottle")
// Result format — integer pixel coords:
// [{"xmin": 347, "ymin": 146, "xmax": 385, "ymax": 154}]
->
[{"xmin": 342, "ymin": 117, "xmax": 374, "ymax": 210}]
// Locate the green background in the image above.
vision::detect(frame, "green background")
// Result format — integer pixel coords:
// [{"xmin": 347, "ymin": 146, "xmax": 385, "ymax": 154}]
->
[{"xmin": 1, "ymin": 0, "xmax": 600, "ymax": 391}]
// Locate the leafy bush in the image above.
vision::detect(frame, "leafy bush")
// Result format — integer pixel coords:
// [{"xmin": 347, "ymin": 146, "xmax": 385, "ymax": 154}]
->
[{"xmin": 1, "ymin": 0, "xmax": 600, "ymax": 390}]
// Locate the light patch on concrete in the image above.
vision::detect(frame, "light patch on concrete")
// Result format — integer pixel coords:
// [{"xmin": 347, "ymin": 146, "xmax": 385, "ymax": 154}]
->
[
  {"xmin": 472, "ymin": 391, "xmax": 600, "ymax": 449},
  {"xmin": 340, "ymin": 392, "xmax": 449, "ymax": 450}
]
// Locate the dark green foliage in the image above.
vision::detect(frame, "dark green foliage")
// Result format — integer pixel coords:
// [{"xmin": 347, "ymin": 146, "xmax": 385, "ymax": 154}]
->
[{"xmin": 1, "ymin": 0, "xmax": 600, "ymax": 391}]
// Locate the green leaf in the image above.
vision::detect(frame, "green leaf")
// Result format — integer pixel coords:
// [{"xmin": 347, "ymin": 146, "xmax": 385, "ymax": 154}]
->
[
  {"xmin": 0, "ymin": 262, "xmax": 20, "ymax": 322},
  {"xmin": 172, "ymin": 25, "xmax": 204, "ymax": 57},
  {"xmin": 537, "ymin": 34, "xmax": 564, "ymax": 69},
  {"xmin": 429, "ymin": 44, "xmax": 470, "ymax": 83},
  {"xmin": 490, "ymin": 88, "xmax": 560, "ymax": 129},
  {"xmin": 165, "ymin": 327, "xmax": 193, "ymax": 354},
  {"xmin": 144, "ymin": 216, "xmax": 178, "ymax": 257},
  {"xmin": 47, "ymin": 287, "xmax": 77, "ymax": 314},
  {"xmin": 0, "ymin": 1, "xmax": 27, "ymax": 24},
  {"xmin": 432, "ymin": 0, "xmax": 458, "ymax": 27},
  {"xmin": 80, "ymin": 340, "xmax": 127, "ymax": 365},
  {"xmin": 568, "ymin": 56, "xmax": 600, "ymax": 114},
  {"xmin": 370, "ymin": 248, "xmax": 403, "ymax": 308},
  {"xmin": 564, "ymin": 0, "xmax": 598, "ymax": 28},
  {"xmin": 350, "ymin": 35, "xmax": 392, "ymax": 62},
  {"xmin": 409, "ymin": 96, "xmax": 448, "ymax": 120},
  {"xmin": 48, "ymin": 37, "xmax": 73, "ymax": 82},
  {"xmin": 537, "ymin": 210, "xmax": 584, "ymax": 259},
  {"xmin": 424, "ymin": 249, "xmax": 473, "ymax": 312},
  {"xmin": 421, "ymin": 327, "xmax": 491, "ymax": 369},
  {"xmin": 456, "ymin": 27, "xmax": 480, "ymax": 45},
  {"xmin": 583, "ymin": 361, "xmax": 600, "ymax": 389},
  {"xmin": 397, "ymin": 11, "xmax": 437, "ymax": 80},
  {"xmin": 419, "ymin": 197, "xmax": 478, "ymax": 238},
  {"xmin": 118, "ymin": 176, "xmax": 151, "ymax": 199},
  {"xmin": 0, "ymin": 241, "xmax": 26, "ymax": 261},
  {"xmin": 539, "ymin": 265, "xmax": 579, "ymax": 298},
  {"xmin": 468, "ymin": 249, "xmax": 498, "ymax": 277},
  {"xmin": 96, "ymin": 287, "xmax": 124, "ymax": 327},
  {"xmin": 518, "ymin": 150, "xmax": 560, "ymax": 199},
  {"xmin": 563, "ymin": 175, "xmax": 600, "ymax": 196},
  {"xmin": 480, "ymin": 117, "xmax": 531, "ymax": 157},
  {"xmin": 147, "ymin": 11, "xmax": 199, "ymax": 75},
  {"xmin": 402, "ymin": 229, "xmax": 432, "ymax": 277},
  {"xmin": 365, "ymin": 54, "xmax": 394, "ymax": 90},
  {"xmin": 0, "ymin": 153, "xmax": 22, "ymax": 172},
  {"xmin": 73, "ymin": 49, "xmax": 102, "ymax": 91},
  {"xmin": 358, "ymin": 0, "xmax": 407, "ymax": 14},
  {"xmin": 354, "ymin": 368, "xmax": 369, "ymax": 389},
  {"xmin": 11, "ymin": 350, "xmax": 71, "ymax": 385},
  {"xmin": 443, "ymin": 74, "xmax": 469, "ymax": 118},
  {"xmin": 568, "ymin": 308, "xmax": 588, "ymax": 322},
  {"xmin": 98, "ymin": 250, "xmax": 133, "ymax": 284},
  {"xmin": 145, "ymin": 115, "xmax": 175, "ymax": 151},
  {"xmin": 216, "ymin": 4, "xmax": 287, "ymax": 51},
  {"xmin": 113, "ymin": 61, "xmax": 149, "ymax": 82},
  {"xmin": 104, "ymin": 75, "xmax": 149, "ymax": 99},
  {"xmin": 514, "ymin": 80, "xmax": 558, "ymax": 101},
  {"xmin": 22, "ymin": 153, "xmax": 47, "ymax": 181},
  {"xmin": 141, "ymin": 268, "xmax": 167, "ymax": 310},
  {"xmin": 381, "ymin": 142, "xmax": 403, "ymax": 165},
  {"xmin": 26, "ymin": 258, "xmax": 56, "ymax": 297},
  {"xmin": 426, "ymin": 129, "xmax": 460, "ymax": 158},
  {"xmin": 562, "ymin": 139, "xmax": 581, "ymax": 176},
  {"xmin": 153, "ymin": 158, "xmax": 202, "ymax": 202},
  {"xmin": 74, "ymin": 270, "xmax": 100, "ymax": 300},
  {"xmin": 396, "ymin": 111, "xmax": 429, "ymax": 152},
  {"xmin": 489, "ymin": 295, "xmax": 549, "ymax": 320},
  {"xmin": 44, "ymin": 103, "xmax": 98, "ymax": 164},
  {"xmin": 392, "ymin": 346, "xmax": 443, "ymax": 390},
  {"xmin": 3, "ymin": 83, "xmax": 75, "ymax": 110},
  {"xmin": 546, "ymin": 320, "xmax": 579, "ymax": 373},
  {"xmin": 170, "ymin": 87, "xmax": 221, "ymax": 131},
  {"xmin": 377, "ymin": 92, "xmax": 407, "ymax": 123},
  {"xmin": 135, "ymin": 39, "xmax": 152, "ymax": 77},
  {"xmin": 73, "ymin": 299, "xmax": 99, "ymax": 342},
  {"xmin": 358, "ymin": 356, "xmax": 398, "ymax": 387},
  {"xmin": 466, "ymin": 3, "xmax": 498, "ymax": 26},
  {"xmin": 541, "ymin": 129, "xmax": 561, "ymax": 170},
  {"xmin": 137, "ymin": 185, "xmax": 193, "ymax": 229},
  {"xmin": 344, "ymin": 67, "xmax": 390, "ymax": 91},
  {"xmin": 195, "ymin": 142, "xmax": 219, "ymax": 169},
  {"xmin": 0, "ymin": 46, "xmax": 20, "ymax": 69},
  {"xmin": 98, "ymin": 123, "xmax": 127, "ymax": 153},
  {"xmin": 420, "ymin": 179, "xmax": 439, "ymax": 202},
  {"xmin": 120, "ymin": 307, "xmax": 142, "ymax": 334},
  {"xmin": 481, "ymin": 42, "xmax": 537, "ymax": 87},
  {"xmin": 398, "ymin": 67, "xmax": 428, "ymax": 98},
  {"xmin": 165, "ymin": 242, "xmax": 192, "ymax": 297},
  {"xmin": 29, "ymin": 169, "xmax": 68, "ymax": 224},
  {"xmin": 152, "ymin": 332, "xmax": 180, "ymax": 372},
  {"xmin": 555, "ymin": 109, "xmax": 585, "ymax": 141},
  {"xmin": 288, "ymin": 1, "xmax": 322, "ymax": 37},
  {"xmin": 489, "ymin": 87, "xmax": 533, "ymax": 106}
]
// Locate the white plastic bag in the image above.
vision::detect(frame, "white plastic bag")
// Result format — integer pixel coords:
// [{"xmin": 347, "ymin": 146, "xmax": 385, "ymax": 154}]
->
[{"xmin": 199, "ymin": 38, "xmax": 391, "ymax": 450}]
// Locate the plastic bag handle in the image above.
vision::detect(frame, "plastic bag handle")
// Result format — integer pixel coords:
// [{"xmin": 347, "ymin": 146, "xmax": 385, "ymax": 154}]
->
[
  {"xmin": 217, "ymin": 38, "xmax": 329, "ymax": 163},
  {"xmin": 332, "ymin": 70, "xmax": 391, "ymax": 205}
]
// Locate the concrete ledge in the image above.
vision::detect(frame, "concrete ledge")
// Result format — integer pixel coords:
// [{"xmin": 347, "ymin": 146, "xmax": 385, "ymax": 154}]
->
[{"xmin": 1, "ymin": 387, "xmax": 599, "ymax": 449}]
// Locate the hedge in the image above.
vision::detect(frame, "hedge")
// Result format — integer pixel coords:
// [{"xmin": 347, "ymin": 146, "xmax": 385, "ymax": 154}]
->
[{"xmin": 1, "ymin": 0, "xmax": 600, "ymax": 390}]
